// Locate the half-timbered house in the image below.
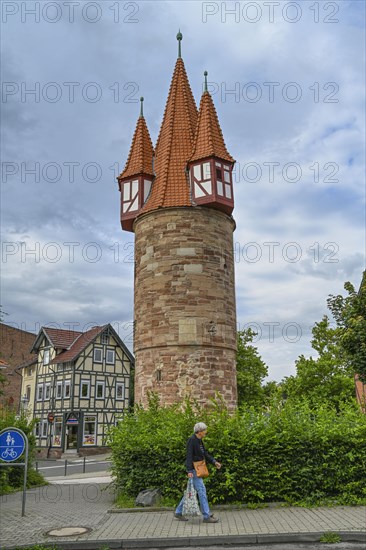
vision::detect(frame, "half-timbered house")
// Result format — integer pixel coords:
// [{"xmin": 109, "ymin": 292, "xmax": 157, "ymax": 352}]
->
[{"xmin": 19, "ymin": 323, "xmax": 133, "ymax": 457}]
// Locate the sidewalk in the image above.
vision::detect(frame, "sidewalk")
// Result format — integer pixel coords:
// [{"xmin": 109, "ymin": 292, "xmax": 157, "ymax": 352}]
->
[{"xmin": 0, "ymin": 475, "xmax": 365, "ymax": 549}]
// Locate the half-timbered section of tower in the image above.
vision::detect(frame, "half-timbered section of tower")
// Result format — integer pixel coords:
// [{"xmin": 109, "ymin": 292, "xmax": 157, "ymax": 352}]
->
[
  {"xmin": 20, "ymin": 324, "xmax": 133, "ymax": 457},
  {"xmin": 118, "ymin": 33, "xmax": 238, "ymax": 410}
]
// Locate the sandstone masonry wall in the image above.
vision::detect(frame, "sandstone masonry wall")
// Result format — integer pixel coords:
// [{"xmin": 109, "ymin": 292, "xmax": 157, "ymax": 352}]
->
[{"xmin": 134, "ymin": 207, "xmax": 237, "ymax": 410}]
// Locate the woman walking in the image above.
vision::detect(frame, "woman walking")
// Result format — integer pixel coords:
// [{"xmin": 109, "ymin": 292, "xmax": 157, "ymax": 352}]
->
[{"xmin": 175, "ymin": 422, "xmax": 221, "ymax": 523}]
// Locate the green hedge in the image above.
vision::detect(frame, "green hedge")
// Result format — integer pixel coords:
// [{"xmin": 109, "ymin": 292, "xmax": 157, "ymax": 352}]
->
[
  {"xmin": 108, "ymin": 395, "xmax": 366, "ymax": 506},
  {"xmin": 0, "ymin": 408, "xmax": 46, "ymax": 494}
]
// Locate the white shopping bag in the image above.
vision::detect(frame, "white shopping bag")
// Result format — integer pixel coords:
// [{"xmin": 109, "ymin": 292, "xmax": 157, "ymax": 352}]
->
[{"xmin": 182, "ymin": 478, "xmax": 201, "ymax": 517}]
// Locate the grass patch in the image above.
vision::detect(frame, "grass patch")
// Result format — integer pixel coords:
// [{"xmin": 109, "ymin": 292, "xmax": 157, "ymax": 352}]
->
[
  {"xmin": 320, "ymin": 531, "xmax": 342, "ymax": 543},
  {"xmin": 115, "ymin": 491, "xmax": 136, "ymax": 508}
]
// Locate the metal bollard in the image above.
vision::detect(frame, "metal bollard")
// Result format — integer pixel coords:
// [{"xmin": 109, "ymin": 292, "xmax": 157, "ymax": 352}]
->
[
  {"xmin": 64, "ymin": 459, "xmax": 67, "ymax": 476},
  {"xmin": 83, "ymin": 456, "xmax": 86, "ymax": 474},
  {"xmin": 36, "ymin": 461, "xmax": 38, "ymax": 472}
]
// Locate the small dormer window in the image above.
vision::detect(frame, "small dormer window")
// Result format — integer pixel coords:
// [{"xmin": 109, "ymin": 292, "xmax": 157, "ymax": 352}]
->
[
  {"xmin": 122, "ymin": 179, "xmax": 139, "ymax": 213},
  {"xmin": 120, "ymin": 174, "xmax": 154, "ymax": 232},
  {"xmin": 43, "ymin": 349, "xmax": 50, "ymax": 365},
  {"xmin": 189, "ymin": 158, "xmax": 233, "ymax": 214},
  {"xmin": 143, "ymin": 179, "xmax": 152, "ymax": 202}
]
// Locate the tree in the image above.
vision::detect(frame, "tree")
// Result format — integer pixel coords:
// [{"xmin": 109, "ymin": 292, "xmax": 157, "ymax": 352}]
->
[
  {"xmin": 327, "ymin": 272, "xmax": 366, "ymax": 383},
  {"xmin": 281, "ymin": 316, "xmax": 355, "ymax": 409},
  {"xmin": 262, "ymin": 380, "xmax": 283, "ymax": 406},
  {"xmin": 236, "ymin": 329, "xmax": 268, "ymax": 409}
]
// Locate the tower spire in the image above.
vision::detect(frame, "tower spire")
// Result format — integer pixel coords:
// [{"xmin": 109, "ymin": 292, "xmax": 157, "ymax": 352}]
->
[
  {"xmin": 177, "ymin": 30, "xmax": 183, "ymax": 58},
  {"xmin": 140, "ymin": 96, "xmax": 144, "ymax": 118},
  {"xmin": 204, "ymin": 70, "xmax": 208, "ymax": 93},
  {"xmin": 141, "ymin": 53, "xmax": 198, "ymax": 213},
  {"xmin": 190, "ymin": 84, "xmax": 234, "ymax": 164}
]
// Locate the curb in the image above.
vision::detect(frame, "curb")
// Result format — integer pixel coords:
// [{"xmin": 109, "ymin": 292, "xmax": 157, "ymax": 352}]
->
[
  {"xmin": 4, "ymin": 531, "xmax": 366, "ymax": 549},
  {"xmin": 108, "ymin": 502, "xmax": 287, "ymax": 513}
]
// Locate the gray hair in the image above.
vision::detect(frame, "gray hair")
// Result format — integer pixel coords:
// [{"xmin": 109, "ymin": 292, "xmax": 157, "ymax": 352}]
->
[{"xmin": 194, "ymin": 422, "xmax": 208, "ymax": 433}]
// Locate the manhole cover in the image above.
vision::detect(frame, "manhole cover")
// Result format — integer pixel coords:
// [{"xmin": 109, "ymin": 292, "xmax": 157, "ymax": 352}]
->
[{"xmin": 47, "ymin": 527, "xmax": 90, "ymax": 537}]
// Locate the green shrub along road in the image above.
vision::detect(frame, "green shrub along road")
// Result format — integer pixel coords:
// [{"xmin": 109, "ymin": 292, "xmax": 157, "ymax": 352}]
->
[
  {"xmin": 108, "ymin": 394, "xmax": 366, "ymax": 507},
  {"xmin": 0, "ymin": 409, "xmax": 46, "ymax": 495}
]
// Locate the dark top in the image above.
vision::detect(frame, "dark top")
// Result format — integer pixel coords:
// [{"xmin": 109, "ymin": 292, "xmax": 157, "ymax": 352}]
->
[{"xmin": 185, "ymin": 433, "xmax": 216, "ymax": 472}]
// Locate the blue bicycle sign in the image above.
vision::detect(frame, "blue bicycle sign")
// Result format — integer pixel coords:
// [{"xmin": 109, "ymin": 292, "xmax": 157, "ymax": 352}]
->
[{"xmin": 0, "ymin": 429, "xmax": 26, "ymax": 462}]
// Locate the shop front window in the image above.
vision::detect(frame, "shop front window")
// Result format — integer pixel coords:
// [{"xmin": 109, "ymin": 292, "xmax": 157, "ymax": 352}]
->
[
  {"xmin": 83, "ymin": 415, "xmax": 96, "ymax": 446},
  {"xmin": 53, "ymin": 416, "xmax": 62, "ymax": 447}
]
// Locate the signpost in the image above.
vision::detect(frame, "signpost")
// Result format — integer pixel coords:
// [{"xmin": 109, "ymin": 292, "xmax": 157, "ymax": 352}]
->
[{"xmin": 0, "ymin": 427, "xmax": 28, "ymax": 516}]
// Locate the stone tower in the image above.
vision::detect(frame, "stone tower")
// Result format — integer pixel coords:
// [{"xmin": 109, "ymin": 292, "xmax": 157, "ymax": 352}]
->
[{"xmin": 118, "ymin": 34, "xmax": 238, "ymax": 410}]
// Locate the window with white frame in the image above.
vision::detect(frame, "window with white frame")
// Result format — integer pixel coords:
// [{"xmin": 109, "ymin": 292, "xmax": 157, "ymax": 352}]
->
[
  {"xmin": 116, "ymin": 382, "xmax": 125, "ymax": 400},
  {"xmin": 93, "ymin": 347, "xmax": 103, "ymax": 363},
  {"xmin": 26, "ymin": 385, "xmax": 31, "ymax": 401},
  {"xmin": 41, "ymin": 421, "xmax": 48, "ymax": 438},
  {"xmin": 34, "ymin": 422, "xmax": 40, "ymax": 437},
  {"xmin": 36, "ymin": 384, "xmax": 43, "ymax": 401},
  {"xmin": 80, "ymin": 380, "xmax": 90, "ymax": 398},
  {"xmin": 101, "ymin": 333, "xmax": 109, "ymax": 345},
  {"xmin": 44, "ymin": 383, "xmax": 50, "ymax": 400},
  {"xmin": 106, "ymin": 349, "xmax": 115, "ymax": 365},
  {"xmin": 83, "ymin": 415, "xmax": 96, "ymax": 445},
  {"xmin": 56, "ymin": 381, "xmax": 63, "ymax": 399},
  {"xmin": 64, "ymin": 380, "xmax": 71, "ymax": 398},
  {"xmin": 96, "ymin": 381, "xmax": 105, "ymax": 399},
  {"xmin": 43, "ymin": 348, "xmax": 50, "ymax": 365},
  {"xmin": 53, "ymin": 416, "xmax": 62, "ymax": 447}
]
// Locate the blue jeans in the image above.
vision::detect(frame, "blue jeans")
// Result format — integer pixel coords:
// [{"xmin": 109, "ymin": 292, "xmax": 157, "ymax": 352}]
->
[{"xmin": 175, "ymin": 471, "xmax": 211, "ymax": 519}]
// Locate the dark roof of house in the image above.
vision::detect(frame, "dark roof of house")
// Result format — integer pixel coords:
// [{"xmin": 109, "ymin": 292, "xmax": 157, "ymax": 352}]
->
[
  {"xmin": 43, "ymin": 328, "xmax": 83, "ymax": 348},
  {"xmin": 50, "ymin": 325, "xmax": 106, "ymax": 364},
  {"xmin": 31, "ymin": 323, "xmax": 134, "ymax": 366}
]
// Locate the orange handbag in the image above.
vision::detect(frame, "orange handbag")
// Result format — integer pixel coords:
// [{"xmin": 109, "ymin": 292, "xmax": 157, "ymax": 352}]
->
[{"xmin": 193, "ymin": 460, "xmax": 209, "ymax": 478}]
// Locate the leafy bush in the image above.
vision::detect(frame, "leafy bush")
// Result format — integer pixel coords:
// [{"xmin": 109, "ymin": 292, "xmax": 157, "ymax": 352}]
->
[
  {"xmin": 0, "ymin": 407, "xmax": 47, "ymax": 494},
  {"xmin": 108, "ymin": 394, "xmax": 366, "ymax": 506}
]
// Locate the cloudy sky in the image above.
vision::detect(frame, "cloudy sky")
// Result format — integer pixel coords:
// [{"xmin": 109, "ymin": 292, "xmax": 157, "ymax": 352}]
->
[{"xmin": 1, "ymin": 0, "xmax": 365, "ymax": 382}]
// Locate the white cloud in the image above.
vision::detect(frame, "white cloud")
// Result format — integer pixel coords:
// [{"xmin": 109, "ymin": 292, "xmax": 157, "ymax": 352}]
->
[{"xmin": 1, "ymin": 1, "xmax": 364, "ymax": 381}]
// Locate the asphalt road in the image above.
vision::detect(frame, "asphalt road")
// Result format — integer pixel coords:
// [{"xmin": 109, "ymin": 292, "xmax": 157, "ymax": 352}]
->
[
  {"xmin": 35, "ymin": 458, "xmax": 111, "ymax": 477},
  {"xmin": 152, "ymin": 545, "xmax": 364, "ymax": 550}
]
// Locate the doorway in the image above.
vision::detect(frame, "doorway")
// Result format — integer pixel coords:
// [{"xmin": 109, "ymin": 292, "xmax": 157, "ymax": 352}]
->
[{"xmin": 66, "ymin": 424, "xmax": 78, "ymax": 450}]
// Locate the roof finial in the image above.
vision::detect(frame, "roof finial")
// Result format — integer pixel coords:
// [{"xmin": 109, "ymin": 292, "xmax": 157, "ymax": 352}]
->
[
  {"xmin": 204, "ymin": 71, "xmax": 208, "ymax": 93},
  {"xmin": 176, "ymin": 30, "xmax": 183, "ymax": 58},
  {"xmin": 140, "ymin": 96, "xmax": 144, "ymax": 118}
]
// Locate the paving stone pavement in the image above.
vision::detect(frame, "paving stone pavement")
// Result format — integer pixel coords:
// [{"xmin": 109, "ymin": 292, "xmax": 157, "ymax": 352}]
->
[{"xmin": 0, "ymin": 481, "xmax": 365, "ymax": 549}]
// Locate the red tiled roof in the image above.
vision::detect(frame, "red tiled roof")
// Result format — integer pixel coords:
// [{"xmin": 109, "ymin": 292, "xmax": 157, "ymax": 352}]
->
[
  {"xmin": 141, "ymin": 58, "xmax": 198, "ymax": 213},
  {"xmin": 189, "ymin": 91, "xmax": 234, "ymax": 164},
  {"xmin": 43, "ymin": 328, "xmax": 82, "ymax": 349},
  {"xmin": 50, "ymin": 325, "xmax": 107, "ymax": 364},
  {"xmin": 119, "ymin": 115, "xmax": 154, "ymax": 181}
]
